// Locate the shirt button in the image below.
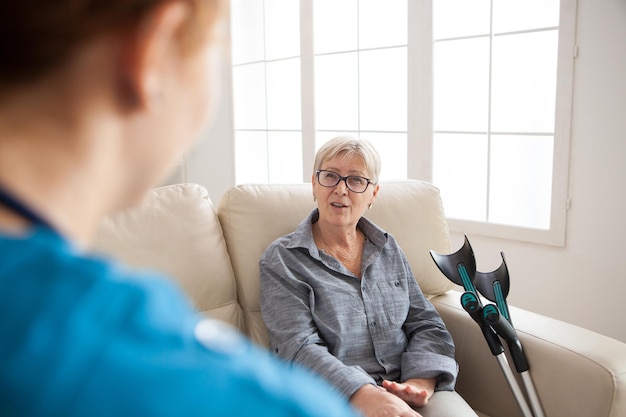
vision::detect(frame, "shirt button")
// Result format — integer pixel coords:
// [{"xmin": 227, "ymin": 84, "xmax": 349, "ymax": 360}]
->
[
  {"xmin": 370, "ymin": 321, "xmax": 377, "ymax": 327},
  {"xmin": 394, "ymin": 281, "xmax": 400, "ymax": 287}
]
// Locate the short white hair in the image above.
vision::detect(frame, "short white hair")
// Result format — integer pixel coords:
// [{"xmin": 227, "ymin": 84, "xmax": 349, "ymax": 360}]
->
[{"xmin": 313, "ymin": 136, "xmax": 381, "ymax": 183}]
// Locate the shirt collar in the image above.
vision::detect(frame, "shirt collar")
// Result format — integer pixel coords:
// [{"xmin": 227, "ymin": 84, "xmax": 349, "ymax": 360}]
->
[{"xmin": 286, "ymin": 209, "xmax": 388, "ymax": 252}]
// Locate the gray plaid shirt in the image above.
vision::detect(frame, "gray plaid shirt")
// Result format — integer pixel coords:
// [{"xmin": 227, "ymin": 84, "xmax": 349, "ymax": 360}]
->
[{"xmin": 260, "ymin": 209, "xmax": 458, "ymax": 399}]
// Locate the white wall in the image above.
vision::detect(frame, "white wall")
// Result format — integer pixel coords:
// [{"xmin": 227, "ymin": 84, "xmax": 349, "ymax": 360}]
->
[{"xmin": 184, "ymin": 0, "xmax": 626, "ymax": 342}]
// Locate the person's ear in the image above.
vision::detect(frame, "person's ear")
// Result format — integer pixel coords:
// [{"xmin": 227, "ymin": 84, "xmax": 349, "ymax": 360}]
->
[
  {"xmin": 312, "ymin": 174, "xmax": 318, "ymax": 201},
  {"xmin": 371, "ymin": 183, "xmax": 380, "ymax": 204},
  {"xmin": 116, "ymin": 1, "xmax": 190, "ymax": 110}
]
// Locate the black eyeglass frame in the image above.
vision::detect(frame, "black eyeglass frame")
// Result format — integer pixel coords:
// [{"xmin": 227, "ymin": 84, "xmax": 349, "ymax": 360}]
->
[{"xmin": 315, "ymin": 170, "xmax": 375, "ymax": 193}]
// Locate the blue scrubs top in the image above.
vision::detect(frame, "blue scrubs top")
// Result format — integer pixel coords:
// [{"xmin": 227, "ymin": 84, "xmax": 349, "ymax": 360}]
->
[{"xmin": 0, "ymin": 227, "xmax": 359, "ymax": 417}]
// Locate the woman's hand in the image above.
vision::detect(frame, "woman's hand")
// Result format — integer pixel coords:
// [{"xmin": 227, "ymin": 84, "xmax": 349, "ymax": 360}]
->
[
  {"xmin": 381, "ymin": 378, "xmax": 436, "ymax": 409},
  {"xmin": 350, "ymin": 384, "xmax": 423, "ymax": 417}
]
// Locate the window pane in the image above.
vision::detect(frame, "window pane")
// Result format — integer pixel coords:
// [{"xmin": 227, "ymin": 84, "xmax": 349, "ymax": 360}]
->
[
  {"xmin": 361, "ymin": 132, "xmax": 407, "ymax": 180},
  {"xmin": 433, "ymin": 0, "xmax": 491, "ymax": 40},
  {"xmin": 232, "ymin": 63, "xmax": 266, "ymax": 130},
  {"xmin": 266, "ymin": 58, "xmax": 301, "ymax": 130},
  {"xmin": 265, "ymin": 0, "xmax": 300, "ymax": 60},
  {"xmin": 491, "ymin": 31, "xmax": 558, "ymax": 133},
  {"xmin": 432, "ymin": 133, "xmax": 488, "ymax": 221},
  {"xmin": 359, "ymin": 0, "xmax": 407, "ymax": 49},
  {"xmin": 434, "ymin": 38, "xmax": 489, "ymax": 132},
  {"xmin": 493, "ymin": 0, "xmax": 560, "ymax": 33},
  {"xmin": 268, "ymin": 131, "xmax": 303, "ymax": 183},
  {"xmin": 359, "ymin": 48, "xmax": 407, "ymax": 132},
  {"xmin": 235, "ymin": 131, "xmax": 268, "ymax": 184},
  {"xmin": 314, "ymin": 0, "xmax": 357, "ymax": 54},
  {"xmin": 230, "ymin": 0, "xmax": 264, "ymax": 64},
  {"xmin": 489, "ymin": 135, "xmax": 553, "ymax": 229},
  {"xmin": 314, "ymin": 53, "xmax": 359, "ymax": 131}
]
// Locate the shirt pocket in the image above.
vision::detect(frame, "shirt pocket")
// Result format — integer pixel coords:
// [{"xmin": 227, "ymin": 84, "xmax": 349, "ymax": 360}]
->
[{"xmin": 375, "ymin": 280, "xmax": 410, "ymax": 327}]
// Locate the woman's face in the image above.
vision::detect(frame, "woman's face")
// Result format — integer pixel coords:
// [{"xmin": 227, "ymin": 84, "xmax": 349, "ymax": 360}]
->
[{"xmin": 312, "ymin": 153, "xmax": 379, "ymax": 231}]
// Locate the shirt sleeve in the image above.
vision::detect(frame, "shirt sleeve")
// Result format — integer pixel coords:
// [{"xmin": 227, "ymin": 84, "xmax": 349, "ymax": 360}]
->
[
  {"xmin": 260, "ymin": 244, "xmax": 376, "ymax": 398},
  {"xmin": 398, "ymin": 256, "xmax": 458, "ymax": 391}
]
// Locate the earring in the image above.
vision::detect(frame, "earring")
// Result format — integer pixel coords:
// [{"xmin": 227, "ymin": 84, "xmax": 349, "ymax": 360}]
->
[
  {"xmin": 368, "ymin": 202, "xmax": 373, "ymax": 210},
  {"xmin": 313, "ymin": 196, "xmax": 317, "ymax": 202}
]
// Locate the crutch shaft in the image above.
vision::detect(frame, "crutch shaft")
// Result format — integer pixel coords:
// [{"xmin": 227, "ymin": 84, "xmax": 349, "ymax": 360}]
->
[
  {"xmin": 521, "ymin": 371, "xmax": 545, "ymax": 417},
  {"xmin": 496, "ymin": 354, "xmax": 534, "ymax": 417}
]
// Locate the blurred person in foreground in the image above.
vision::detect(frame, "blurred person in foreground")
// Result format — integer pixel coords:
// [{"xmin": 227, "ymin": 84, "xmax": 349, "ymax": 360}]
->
[
  {"xmin": 260, "ymin": 136, "xmax": 478, "ymax": 417},
  {"xmin": 0, "ymin": 2, "xmax": 359, "ymax": 416}
]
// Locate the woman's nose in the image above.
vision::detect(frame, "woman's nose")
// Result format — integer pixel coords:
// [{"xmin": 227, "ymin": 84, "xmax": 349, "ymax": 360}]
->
[{"xmin": 334, "ymin": 179, "xmax": 349, "ymax": 194}]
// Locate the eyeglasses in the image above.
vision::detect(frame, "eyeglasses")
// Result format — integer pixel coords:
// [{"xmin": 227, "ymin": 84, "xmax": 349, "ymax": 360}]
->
[{"xmin": 315, "ymin": 170, "xmax": 374, "ymax": 193}]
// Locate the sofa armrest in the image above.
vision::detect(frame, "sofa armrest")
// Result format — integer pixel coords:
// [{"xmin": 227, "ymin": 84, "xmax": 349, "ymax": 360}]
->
[{"xmin": 432, "ymin": 290, "xmax": 626, "ymax": 417}]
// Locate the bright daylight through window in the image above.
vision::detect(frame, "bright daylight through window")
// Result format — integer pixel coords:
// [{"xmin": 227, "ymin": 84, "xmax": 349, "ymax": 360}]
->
[{"xmin": 229, "ymin": 0, "xmax": 575, "ymax": 245}]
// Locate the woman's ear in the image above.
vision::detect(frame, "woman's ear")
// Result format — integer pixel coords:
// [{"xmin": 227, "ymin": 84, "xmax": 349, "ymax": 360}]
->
[
  {"xmin": 371, "ymin": 183, "xmax": 380, "ymax": 204},
  {"xmin": 116, "ymin": 1, "xmax": 190, "ymax": 110},
  {"xmin": 311, "ymin": 174, "xmax": 318, "ymax": 201}
]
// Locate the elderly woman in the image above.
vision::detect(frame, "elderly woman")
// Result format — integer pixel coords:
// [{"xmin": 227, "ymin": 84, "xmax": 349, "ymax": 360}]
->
[
  {"xmin": 0, "ymin": 2, "xmax": 359, "ymax": 417},
  {"xmin": 261, "ymin": 137, "xmax": 477, "ymax": 417}
]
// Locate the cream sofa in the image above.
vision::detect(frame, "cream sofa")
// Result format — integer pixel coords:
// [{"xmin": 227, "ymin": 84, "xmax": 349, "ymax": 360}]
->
[{"xmin": 93, "ymin": 181, "xmax": 626, "ymax": 417}]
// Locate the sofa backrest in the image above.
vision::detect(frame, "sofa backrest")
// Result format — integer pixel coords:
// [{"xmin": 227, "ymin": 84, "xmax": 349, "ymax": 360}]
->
[
  {"xmin": 92, "ymin": 180, "xmax": 455, "ymax": 347},
  {"xmin": 92, "ymin": 184, "xmax": 245, "ymax": 331},
  {"xmin": 217, "ymin": 180, "xmax": 455, "ymax": 347}
]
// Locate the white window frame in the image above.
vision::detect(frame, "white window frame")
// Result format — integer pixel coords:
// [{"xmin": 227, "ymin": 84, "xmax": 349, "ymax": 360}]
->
[
  {"xmin": 229, "ymin": 0, "xmax": 577, "ymax": 247},
  {"xmin": 411, "ymin": 0, "xmax": 577, "ymax": 247}
]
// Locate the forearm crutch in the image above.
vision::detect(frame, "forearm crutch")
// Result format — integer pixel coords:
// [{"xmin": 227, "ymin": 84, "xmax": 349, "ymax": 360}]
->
[
  {"xmin": 475, "ymin": 254, "xmax": 545, "ymax": 417},
  {"xmin": 460, "ymin": 292, "xmax": 534, "ymax": 417},
  {"xmin": 430, "ymin": 236, "xmax": 535, "ymax": 417}
]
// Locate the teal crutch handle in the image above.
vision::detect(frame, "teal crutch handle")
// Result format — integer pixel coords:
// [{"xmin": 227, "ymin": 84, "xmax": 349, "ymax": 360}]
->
[
  {"xmin": 460, "ymin": 292, "xmax": 504, "ymax": 357},
  {"xmin": 483, "ymin": 304, "xmax": 529, "ymax": 373}
]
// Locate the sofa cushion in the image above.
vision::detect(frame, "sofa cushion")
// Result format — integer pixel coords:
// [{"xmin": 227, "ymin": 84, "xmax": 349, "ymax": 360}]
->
[
  {"xmin": 217, "ymin": 180, "xmax": 455, "ymax": 347},
  {"xmin": 92, "ymin": 183, "xmax": 244, "ymax": 331}
]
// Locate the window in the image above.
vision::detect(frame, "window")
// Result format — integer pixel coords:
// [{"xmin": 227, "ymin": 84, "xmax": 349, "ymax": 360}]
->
[
  {"xmin": 229, "ymin": 0, "xmax": 576, "ymax": 245},
  {"xmin": 230, "ymin": 0, "xmax": 303, "ymax": 184},
  {"xmin": 313, "ymin": 0, "xmax": 408, "ymax": 180}
]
